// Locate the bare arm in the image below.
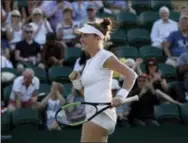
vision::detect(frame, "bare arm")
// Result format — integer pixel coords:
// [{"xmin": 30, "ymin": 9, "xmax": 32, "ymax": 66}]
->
[
  {"xmin": 163, "ymin": 41, "xmax": 172, "ymax": 57},
  {"xmin": 160, "ymin": 79, "xmax": 169, "ymax": 93},
  {"xmin": 5, "ymin": 25, "xmax": 13, "ymax": 41},
  {"xmin": 14, "ymin": 91, "xmax": 22, "ymax": 108},
  {"xmin": 104, "ymin": 56, "xmax": 137, "ymax": 92},
  {"xmin": 39, "ymin": 94, "xmax": 51, "ymax": 109},
  {"xmin": 156, "ymin": 89, "xmax": 182, "ymax": 105},
  {"xmin": 36, "ymin": 53, "xmax": 41, "ymax": 63},
  {"xmin": 57, "ymin": 93, "xmax": 66, "ymax": 105},
  {"xmin": 179, "ymin": 65, "xmax": 188, "ymax": 74},
  {"xmin": 15, "ymin": 50, "xmax": 27, "ymax": 62}
]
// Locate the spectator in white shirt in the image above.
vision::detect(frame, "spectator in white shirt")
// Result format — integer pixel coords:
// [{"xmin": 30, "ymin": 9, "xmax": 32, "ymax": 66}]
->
[
  {"xmin": 8, "ymin": 68, "xmax": 40, "ymax": 112},
  {"xmin": 30, "ymin": 8, "xmax": 53, "ymax": 48},
  {"xmin": 150, "ymin": 6, "xmax": 178, "ymax": 49},
  {"xmin": 56, "ymin": 7, "xmax": 81, "ymax": 48},
  {"xmin": 5, "ymin": 10, "xmax": 23, "ymax": 51},
  {"xmin": 1, "ymin": 55, "xmax": 13, "ymax": 68}
]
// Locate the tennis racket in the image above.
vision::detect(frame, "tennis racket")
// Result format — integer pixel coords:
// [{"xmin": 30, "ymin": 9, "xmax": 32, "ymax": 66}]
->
[{"xmin": 55, "ymin": 95, "xmax": 139, "ymax": 127}]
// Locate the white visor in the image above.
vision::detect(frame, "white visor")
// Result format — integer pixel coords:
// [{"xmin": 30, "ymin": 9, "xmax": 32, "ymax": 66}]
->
[{"xmin": 75, "ymin": 24, "xmax": 104, "ymax": 39}]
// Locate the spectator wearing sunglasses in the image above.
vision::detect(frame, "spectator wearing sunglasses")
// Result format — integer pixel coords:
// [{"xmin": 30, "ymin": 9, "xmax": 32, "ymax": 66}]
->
[
  {"xmin": 15, "ymin": 24, "xmax": 41, "ymax": 73},
  {"xmin": 145, "ymin": 58, "xmax": 169, "ymax": 94},
  {"xmin": 5, "ymin": 10, "xmax": 23, "ymax": 51}
]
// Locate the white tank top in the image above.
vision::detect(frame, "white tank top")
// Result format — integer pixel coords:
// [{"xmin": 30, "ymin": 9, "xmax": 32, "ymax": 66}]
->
[{"xmin": 81, "ymin": 49, "xmax": 117, "ymax": 122}]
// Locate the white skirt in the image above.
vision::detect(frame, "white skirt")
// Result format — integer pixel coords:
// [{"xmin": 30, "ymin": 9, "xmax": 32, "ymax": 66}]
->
[
  {"xmin": 90, "ymin": 112, "xmax": 116, "ymax": 135},
  {"xmin": 86, "ymin": 105, "xmax": 117, "ymax": 135}
]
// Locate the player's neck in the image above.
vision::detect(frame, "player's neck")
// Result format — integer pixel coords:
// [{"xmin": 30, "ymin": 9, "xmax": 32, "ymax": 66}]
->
[{"xmin": 88, "ymin": 48, "xmax": 101, "ymax": 58}]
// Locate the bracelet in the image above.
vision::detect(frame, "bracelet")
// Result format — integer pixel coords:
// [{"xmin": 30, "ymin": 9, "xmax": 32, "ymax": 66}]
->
[{"xmin": 117, "ymin": 88, "xmax": 129, "ymax": 98}]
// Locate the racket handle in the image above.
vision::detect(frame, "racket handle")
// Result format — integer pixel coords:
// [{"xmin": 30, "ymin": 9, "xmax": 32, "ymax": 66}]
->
[{"xmin": 120, "ymin": 95, "xmax": 139, "ymax": 104}]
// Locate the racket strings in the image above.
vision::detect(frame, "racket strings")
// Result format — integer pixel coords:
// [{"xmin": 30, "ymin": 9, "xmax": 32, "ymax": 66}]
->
[{"xmin": 56, "ymin": 104, "xmax": 97, "ymax": 126}]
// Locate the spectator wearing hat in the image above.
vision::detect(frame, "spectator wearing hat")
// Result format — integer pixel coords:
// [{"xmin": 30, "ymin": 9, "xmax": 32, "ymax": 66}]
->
[
  {"xmin": 40, "ymin": 33, "xmax": 65, "ymax": 69},
  {"xmin": 56, "ymin": 7, "xmax": 81, "ymax": 48},
  {"xmin": 163, "ymin": 15, "xmax": 188, "ymax": 65},
  {"xmin": 5, "ymin": 10, "xmax": 23, "ymax": 51},
  {"xmin": 81, "ymin": 4, "xmax": 102, "ymax": 26},
  {"xmin": 30, "ymin": 8, "xmax": 53, "ymax": 48},
  {"xmin": 15, "ymin": 24, "xmax": 41, "ymax": 72},
  {"xmin": 150, "ymin": 6, "xmax": 178, "ymax": 49}
]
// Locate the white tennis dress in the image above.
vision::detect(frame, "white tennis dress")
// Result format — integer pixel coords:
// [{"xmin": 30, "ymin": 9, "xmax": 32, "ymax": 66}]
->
[{"xmin": 81, "ymin": 49, "xmax": 117, "ymax": 134}]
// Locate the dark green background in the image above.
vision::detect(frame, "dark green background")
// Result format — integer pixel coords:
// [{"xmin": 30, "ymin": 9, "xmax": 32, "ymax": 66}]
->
[{"xmin": 7, "ymin": 125, "xmax": 188, "ymax": 143}]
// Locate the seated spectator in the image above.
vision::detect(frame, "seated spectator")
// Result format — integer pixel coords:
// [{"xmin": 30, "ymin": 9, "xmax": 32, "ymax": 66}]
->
[
  {"xmin": 104, "ymin": 0, "xmax": 136, "ymax": 14},
  {"xmin": 72, "ymin": 0, "xmax": 88, "ymax": 22},
  {"xmin": 30, "ymin": 8, "xmax": 53, "ymax": 48},
  {"xmin": 8, "ymin": 68, "xmax": 40, "ymax": 112},
  {"xmin": 5, "ymin": 10, "xmax": 23, "ymax": 51},
  {"xmin": 86, "ymin": 0, "xmax": 104, "ymax": 12},
  {"xmin": 150, "ymin": 6, "xmax": 178, "ymax": 49},
  {"xmin": 56, "ymin": 7, "xmax": 81, "ymax": 48},
  {"xmin": 40, "ymin": 0, "xmax": 72, "ymax": 30},
  {"xmin": 81, "ymin": 4, "xmax": 102, "ymax": 26},
  {"xmin": 178, "ymin": 50, "xmax": 188, "ymax": 93},
  {"xmin": 163, "ymin": 15, "xmax": 188, "ymax": 66},
  {"xmin": 66, "ymin": 88, "xmax": 86, "ymax": 125},
  {"xmin": 1, "ymin": 54, "xmax": 13, "ymax": 68},
  {"xmin": 128, "ymin": 74, "xmax": 160, "ymax": 126},
  {"xmin": 145, "ymin": 58, "xmax": 169, "ymax": 94},
  {"xmin": 181, "ymin": 6, "xmax": 188, "ymax": 16},
  {"xmin": 127, "ymin": 74, "xmax": 181, "ymax": 126},
  {"xmin": 15, "ymin": 24, "xmax": 41, "ymax": 73},
  {"xmin": 40, "ymin": 32, "xmax": 65, "ymax": 69},
  {"xmin": 39, "ymin": 82, "xmax": 65, "ymax": 131}
]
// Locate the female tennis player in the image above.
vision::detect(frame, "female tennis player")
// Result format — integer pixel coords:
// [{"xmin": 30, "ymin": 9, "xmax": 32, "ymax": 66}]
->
[{"xmin": 70, "ymin": 18, "xmax": 138, "ymax": 142}]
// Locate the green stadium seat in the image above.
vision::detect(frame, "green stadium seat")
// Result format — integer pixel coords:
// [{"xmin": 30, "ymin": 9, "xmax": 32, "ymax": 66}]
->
[
  {"xmin": 179, "ymin": 102, "xmax": 188, "ymax": 124},
  {"xmin": 140, "ymin": 63, "xmax": 146, "ymax": 73},
  {"xmin": 48, "ymin": 66, "xmax": 72, "ymax": 84},
  {"xmin": 132, "ymin": 0, "xmax": 151, "ymax": 15},
  {"xmin": 1, "ymin": 112, "xmax": 11, "ymax": 134},
  {"xmin": 139, "ymin": 45, "xmax": 163, "ymax": 61},
  {"xmin": 117, "ymin": 45, "xmax": 139, "ymax": 59},
  {"xmin": 170, "ymin": 11, "xmax": 180, "ymax": 22},
  {"xmin": 32, "ymin": 67, "xmax": 48, "ymax": 83},
  {"xmin": 117, "ymin": 12, "xmax": 138, "ymax": 30},
  {"xmin": 96, "ymin": 12, "xmax": 116, "ymax": 20},
  {"xmin": 154, "ymin": 103, "xmax": 180, "ymax": 124},
  {"xmin": 63, "ymin": 83, "xmax": 73, "ymax": 97},
  {"xmin": 1, "ymin": 68, "xmax": 19, "ymax": 76},
  {"xmin": 158, "ymin": 63, "xmax": 177, "ymax": 81},
  {"xmin": 139, "ymin": 11, "xmax": 159, "ymax": 31},
  {"xmin": 127, "ymin": 28, "xmax": 150, "ymax": 48},
  {"xmin": 110, "ymin": 28, "xmax": 127, "ymax": 45},
  {"xmin": 151, "ymin": 0, "xmax": 172, "ymax": 10},
  {"xmin": 64, "ymin": 48, "xmax": 82, "ymax": 67},
  {"xmin": 38, "ymin": 83, "xmax": 51, "ymax": 101},
  {"xmin": 3, "ymin": 85, "xmax": 13, "ymax": 105},
  {"xmin": 12, "ymin": 108, "xmax": 41, "ymax": 126}
]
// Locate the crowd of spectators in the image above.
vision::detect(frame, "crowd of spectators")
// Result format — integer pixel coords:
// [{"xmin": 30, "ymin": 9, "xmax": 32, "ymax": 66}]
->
[{"xmin": 1, "ymin": 0, "xmax": 188, "ymax": 131}]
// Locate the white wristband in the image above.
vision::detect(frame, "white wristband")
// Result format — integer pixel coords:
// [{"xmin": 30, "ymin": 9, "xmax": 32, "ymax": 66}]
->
[
  {"xmin": 117, "ymin": 88, "xmax": 129, "ymax": 98},
  {"xmin": 72, "ymin": 78, "xmax": 83, "ymax": 90}
]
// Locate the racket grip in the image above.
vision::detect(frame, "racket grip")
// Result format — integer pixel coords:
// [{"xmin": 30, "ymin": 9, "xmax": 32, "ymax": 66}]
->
[{"xmin": 121, "ymin": 95, "xmax": 139, "ymax": 104}]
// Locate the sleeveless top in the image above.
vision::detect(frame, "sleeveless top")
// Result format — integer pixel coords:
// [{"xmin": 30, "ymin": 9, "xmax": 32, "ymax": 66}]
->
[{"xmin": 81, "ymin": 49, "xmax": 117, "ymax": 123}]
